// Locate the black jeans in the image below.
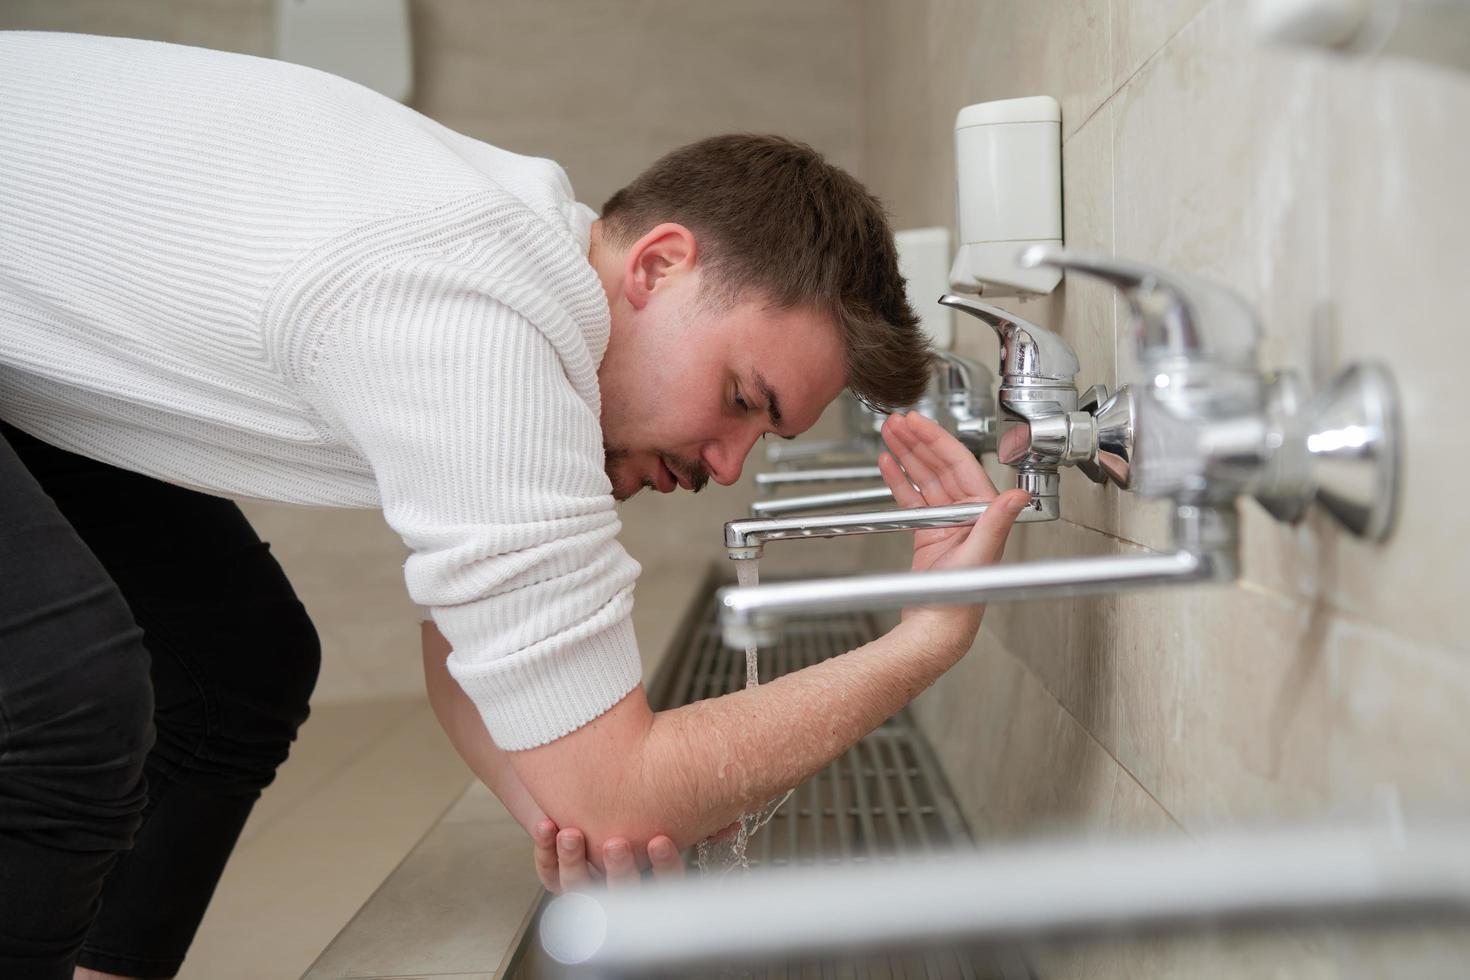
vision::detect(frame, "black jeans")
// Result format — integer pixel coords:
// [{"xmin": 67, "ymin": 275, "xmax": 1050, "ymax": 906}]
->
[{"xmin": 0, "ymin": 421, "xmax": 321, "ymax": 979}]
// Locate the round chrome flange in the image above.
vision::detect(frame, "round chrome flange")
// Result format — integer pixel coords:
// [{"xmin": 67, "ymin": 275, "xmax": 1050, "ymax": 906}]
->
[{"xmin": 1309, "ymin": 362, "xmax": 1400, "ymax": 541}]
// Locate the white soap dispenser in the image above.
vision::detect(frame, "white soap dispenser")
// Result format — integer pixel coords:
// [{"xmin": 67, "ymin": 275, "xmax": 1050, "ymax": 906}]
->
[{"xmin": 949, "ymin": 95, "xmax": 1063, "ymax": 297}]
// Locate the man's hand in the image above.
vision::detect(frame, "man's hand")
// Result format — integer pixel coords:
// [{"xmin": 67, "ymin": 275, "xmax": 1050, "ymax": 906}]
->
[
  {"xmin": 876, "ymin": 410, "xmax": 1031, "ymax": 639},
  {"xmin": 531, "ymin": 819, "xmax": 685, "ymax": 894}
]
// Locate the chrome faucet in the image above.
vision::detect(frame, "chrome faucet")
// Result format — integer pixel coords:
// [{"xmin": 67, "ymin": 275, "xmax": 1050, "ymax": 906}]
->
[
  {"xmin": 719, "ymin": 248, "xmax": 1400, "ymax": 647},
  {"xmin": 1024, "ymin": 247, "xmax": 1398, "ymax": 537},
  {"xmin": 938, "ymin": 294, "xmax": 1134, "ymax": 505}
]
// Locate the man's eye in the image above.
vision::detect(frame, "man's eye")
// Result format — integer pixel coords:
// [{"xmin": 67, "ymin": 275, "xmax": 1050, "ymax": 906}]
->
[{"xmin": 734, "ymin": 390, "xmax": 749, "ymax": 411}]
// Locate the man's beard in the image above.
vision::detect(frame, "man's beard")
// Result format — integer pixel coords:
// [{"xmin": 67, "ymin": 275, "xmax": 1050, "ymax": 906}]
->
[
  {"xmin": 602, "ymin": 445, "xmax": 646, "ymax": 501},
  {"xmin": 604, "ymin": 444, "xmax": 710, "ymax": 500}
]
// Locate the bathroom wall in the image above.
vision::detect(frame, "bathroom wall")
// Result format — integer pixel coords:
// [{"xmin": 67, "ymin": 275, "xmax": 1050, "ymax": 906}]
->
[
  {"xmin": 1, "ymin": 0, "xmax": 864, "ymax": 702},
  {"xmin": 861, "ymin": 0, "xmax": 1469, "ymax": 972}
]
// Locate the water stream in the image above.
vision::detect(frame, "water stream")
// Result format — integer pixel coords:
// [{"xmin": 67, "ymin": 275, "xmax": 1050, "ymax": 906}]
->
[{"xmin": 694, "ymin": 559, "xmax": 794, "ymax": 874}]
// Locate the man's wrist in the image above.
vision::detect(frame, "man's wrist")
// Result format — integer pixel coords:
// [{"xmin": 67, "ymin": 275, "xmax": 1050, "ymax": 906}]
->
[{"xmin": 894, "ymin": 606, "xmax": 980, "ymax": 664}]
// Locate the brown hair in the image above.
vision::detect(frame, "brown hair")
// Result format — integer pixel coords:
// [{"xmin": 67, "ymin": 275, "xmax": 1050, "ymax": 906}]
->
[{"xmin": 600, "ymin": 134, "xmax": 932, "ymax": 411}]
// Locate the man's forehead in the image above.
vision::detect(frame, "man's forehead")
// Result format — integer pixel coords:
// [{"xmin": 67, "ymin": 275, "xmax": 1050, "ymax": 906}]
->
[
  {"xmin": 750, "ymin": 365, "xmax": 846, "ymax": 436},
  {"xmin": 738, "ymin": 302, "xmax": 846, "ymax": 429}
]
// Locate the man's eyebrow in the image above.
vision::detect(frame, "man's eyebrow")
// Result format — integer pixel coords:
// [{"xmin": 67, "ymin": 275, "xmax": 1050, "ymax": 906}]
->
[{"xmin": 754, "ymin": 371, "xmax": 791, "ymax": 437}]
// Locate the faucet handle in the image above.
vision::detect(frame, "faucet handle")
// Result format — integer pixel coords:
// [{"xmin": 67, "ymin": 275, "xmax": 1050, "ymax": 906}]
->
[
  {"xmin": 1018, "ymin": 246, "xmax": 1260, "ymax": 369},
  {"xmin": 1079, "ymin": 383, "xmax": 1135, "ymax": 489},
  {"xmin": 938, "ymin": 294, "xmax": 1080, "ymax": 383}
]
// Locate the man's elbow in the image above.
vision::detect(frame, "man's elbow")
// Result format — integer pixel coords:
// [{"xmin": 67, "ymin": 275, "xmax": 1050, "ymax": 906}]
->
[{"xmin": 507, "ymin": 688, "xmax": 691, "ymax": 859}]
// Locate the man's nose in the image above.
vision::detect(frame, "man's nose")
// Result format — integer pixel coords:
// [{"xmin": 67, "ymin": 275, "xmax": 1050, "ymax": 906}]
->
[{"xmin": 704, "ymin": 429, "xmax": 760, "ymax": 487}]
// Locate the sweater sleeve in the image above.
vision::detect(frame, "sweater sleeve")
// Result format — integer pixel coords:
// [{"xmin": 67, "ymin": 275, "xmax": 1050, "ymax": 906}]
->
[{"xmin": 289, "ymin": 250, "xmax": 643, "ymax": 750}]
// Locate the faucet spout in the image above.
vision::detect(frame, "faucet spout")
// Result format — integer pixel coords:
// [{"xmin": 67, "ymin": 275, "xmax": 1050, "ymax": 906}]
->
[
  {"xmin": 720, "ymin": 548, "xmax": 1225, "ymax": 649},
  {"xmin": 720, "ymin": 502, "xmax": 1240, "ymax": 647}
]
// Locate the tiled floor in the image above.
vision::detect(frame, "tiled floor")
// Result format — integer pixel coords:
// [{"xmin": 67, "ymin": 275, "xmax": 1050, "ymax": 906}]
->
[{"xmin": 177, "ymin": 695, "xmax": 474, "ymax": 980}]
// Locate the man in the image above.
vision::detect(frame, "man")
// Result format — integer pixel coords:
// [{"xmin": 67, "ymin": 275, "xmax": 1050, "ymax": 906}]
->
[{"xmin": 0, "ymin": 31, "xmax": 1029, "ymax": 979}]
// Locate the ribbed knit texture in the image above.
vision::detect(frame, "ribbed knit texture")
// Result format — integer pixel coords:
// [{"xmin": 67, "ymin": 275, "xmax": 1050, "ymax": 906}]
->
[{"xmin": 0, "ymin": 32, "xmax": 643, "ymax": 750}]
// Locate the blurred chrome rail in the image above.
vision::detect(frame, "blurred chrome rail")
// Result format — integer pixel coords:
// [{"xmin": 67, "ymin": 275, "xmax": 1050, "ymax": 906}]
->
[
  {"xmin": 755, "ymin": 466, "xmax": 884, "ymax": 494},
  {"xmin": 541, "ymin": 820, "xmax": 1470, "ymax": 969},
  {"xmin": 749, "ymin": 485, "xmax": 896, "ymax": 516}
]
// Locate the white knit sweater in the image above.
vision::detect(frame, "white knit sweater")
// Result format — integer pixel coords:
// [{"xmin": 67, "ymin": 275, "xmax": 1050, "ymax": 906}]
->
[{"xmin": 0, "ymin": 32, "xmax": 643, "ymax": 750}]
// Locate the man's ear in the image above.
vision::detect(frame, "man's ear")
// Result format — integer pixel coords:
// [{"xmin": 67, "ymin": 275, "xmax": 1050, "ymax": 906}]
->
[{"xmin": 621, "ymin": 223, "xmax": 697, "ymax": 312}]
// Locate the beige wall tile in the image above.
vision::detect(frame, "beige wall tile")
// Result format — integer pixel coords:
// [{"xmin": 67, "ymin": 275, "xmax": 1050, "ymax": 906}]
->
[
  {"xmin": 926, "ymin": 0, "xmax": 1112, "ymax": 143},
  {"xmin": 1320, "ymin": 57, "xmax": 1470, "ymax": 653},
  {"xmin": 862, "ymin": 0, "xmax": 1114, "ymax": 233},
  {"xmin": 1110, "ymin": 0, "xmax": 1338, "ymax": 569},
  {"xmin": 163, "ymin": 0, "xmax": 270, "ymax": 55},
  {"xmin": 974, "ymin": 520, "xmax": 1331, "ymax": 829},
  {"xmin": 1113, "ymin": 0, "xmax": 1329, "ymax": 370},
  {"xmin": 1328, "ymin": 617, "xmax": 1470, "ymax": 813},
  {"xmin": 0, "ymin": 0, "xmax": 270, "ymax": 54},
  {"xmin": 977, "ymin": 520, "xmax": 1120, "ymax": 737},
  {"xmin": 1111, "ymin": 579, "xmax": 1331, "ymax": 826},
  {"xmin": 1112, "ymin": 0, "xmax": 1212, "ymax": 90},
  {"xmin": 913, "ymin": 638, "xmax": 1176, "ymax": 841},
  {"xmin": 410, "ymin": 0, "xmax": 864, "ymax": 211},
  {"xmin": 860, "ymin": 0, "xmax": 942, "ymax": 226}
]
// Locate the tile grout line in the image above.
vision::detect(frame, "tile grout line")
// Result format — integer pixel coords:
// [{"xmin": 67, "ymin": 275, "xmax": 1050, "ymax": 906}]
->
[
  {"xmin": 998, "ymin": 642, "xmax": 1190, "ymax": 837},
  {"xmin": 1234, "ymin": 576, "xmax": 1464, "ymax": 658},
  {"xmin": 1113, "ymin": 0, "xmax": 1217, "ymax": 103},
  {"xmin": 1055, "ymin": 516, "xmax": 1429, "ymax": 646}
]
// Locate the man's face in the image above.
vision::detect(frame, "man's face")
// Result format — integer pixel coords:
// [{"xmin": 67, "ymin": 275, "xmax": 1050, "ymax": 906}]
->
[{"xmin": 597, "ymin": 274, "xmax": 847, "ymax": 502}]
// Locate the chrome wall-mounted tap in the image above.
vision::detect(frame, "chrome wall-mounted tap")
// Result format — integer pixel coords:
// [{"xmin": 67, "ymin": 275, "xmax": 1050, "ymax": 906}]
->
[
  {"xmin": 718, "ymin": 249, "xmax": 1401, "ymax": 647},
  {"xmin": 938, "ymin": 294, "xmax": 1134, "ymax": 502},
  {"xmin": 1023, "ymin": 247, "xmax": 1399, "ymax": 538}
]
